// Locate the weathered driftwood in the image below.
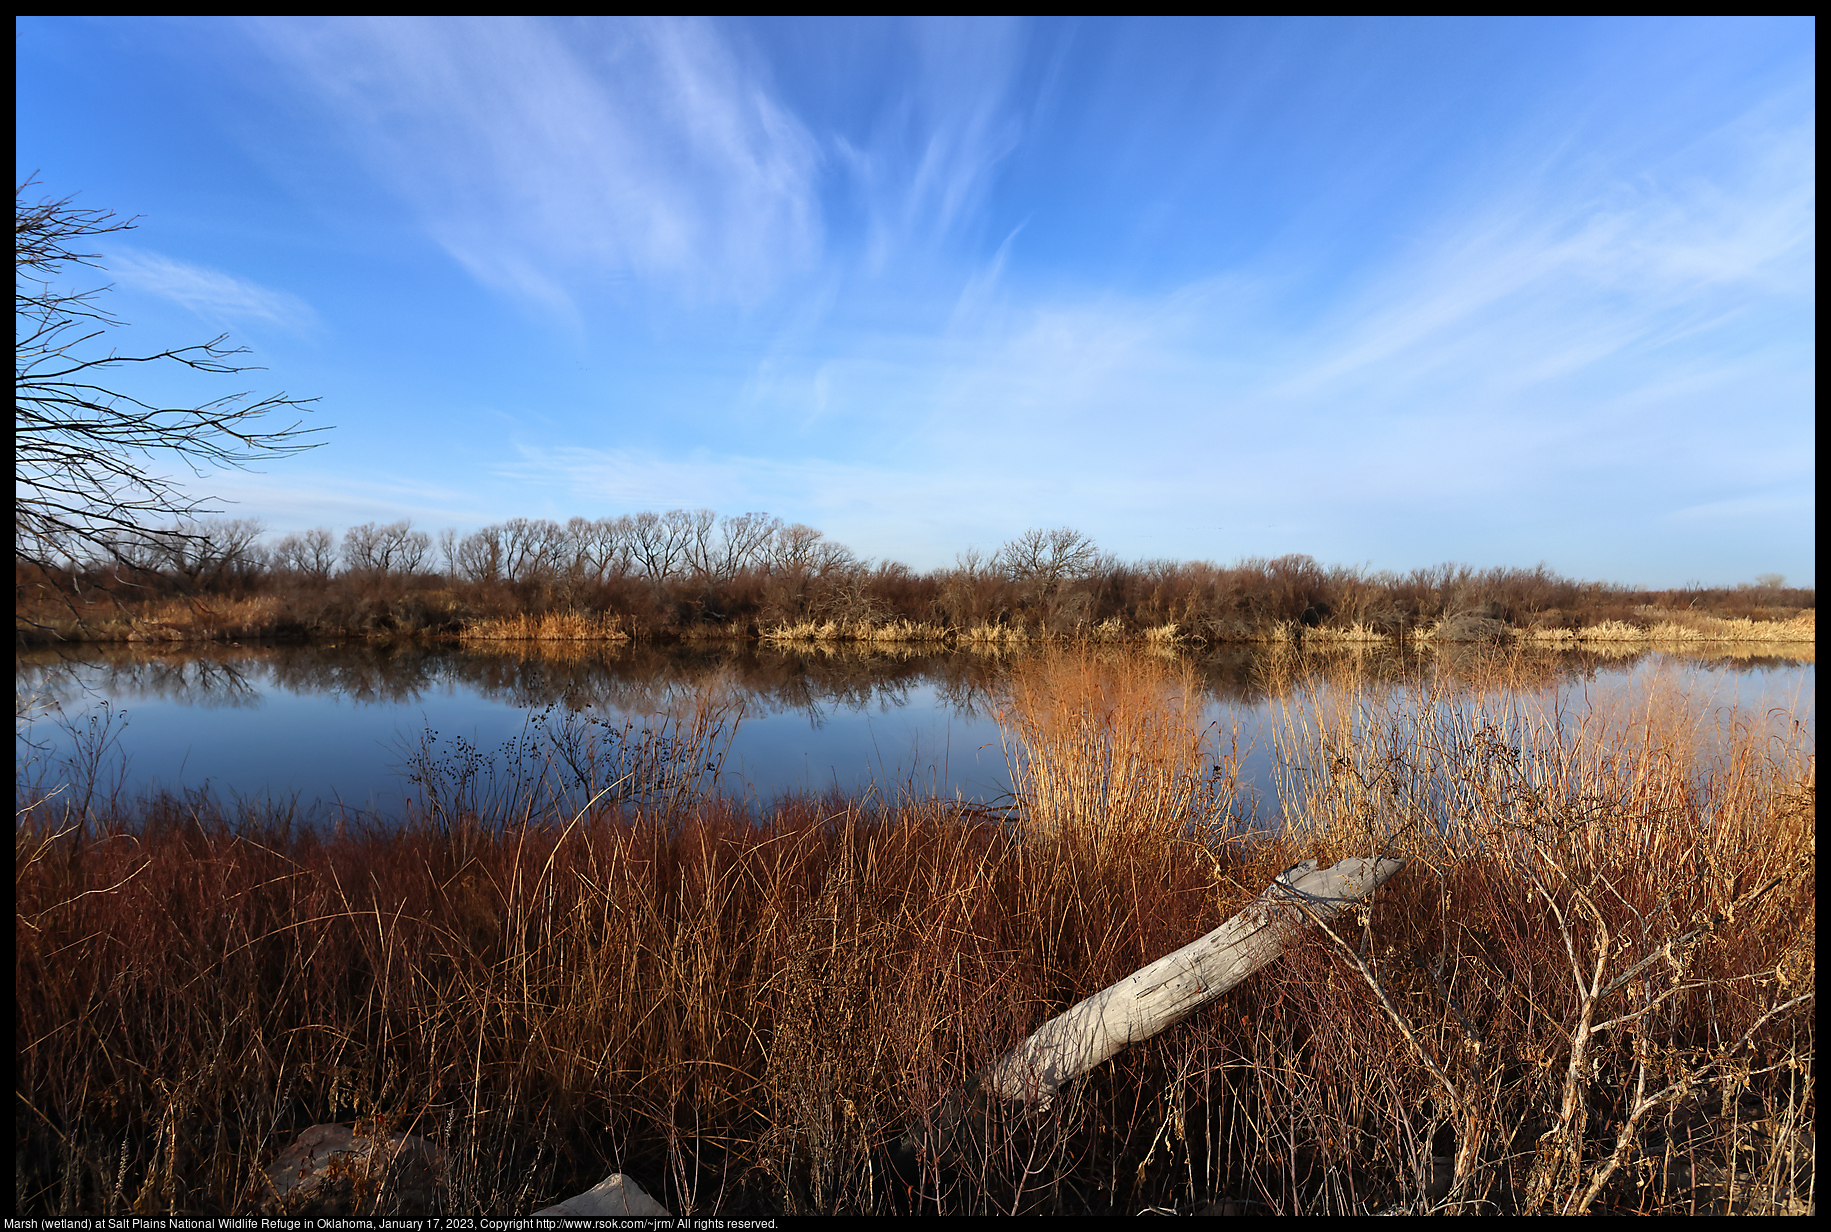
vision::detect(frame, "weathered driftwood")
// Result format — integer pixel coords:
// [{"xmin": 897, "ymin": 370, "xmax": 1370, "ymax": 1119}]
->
[{"xmin": 983, "ymin": 855, "xmax": 1406, "ymax": 1106}]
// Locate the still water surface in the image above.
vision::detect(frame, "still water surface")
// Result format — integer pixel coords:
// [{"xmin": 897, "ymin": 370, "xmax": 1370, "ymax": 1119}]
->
[{"xmin": 16, "ymin": 642, "xmax": 1814, "ymax": 822}]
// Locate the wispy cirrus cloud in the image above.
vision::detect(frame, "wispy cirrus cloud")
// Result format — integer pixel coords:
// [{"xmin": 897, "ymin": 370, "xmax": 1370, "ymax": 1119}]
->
[
  {"xmin": 243, "ymin": 17, "xmax": 1041, "ymax": 316},
  {"xmin": 105, "ymin": 247, "xmax": 318, "ymax": 331},
  {"xmin": 249, "ymin": 16, "xmax": 823, "ymax": 311},
  {"xmin": 827, "ymin": 17, "xmax": 1028, "ymax": 271},
  {"xmin": 664, "ymin": 91, "xmax": 1815, "ymax": 570},
  {"xmin": 1278, "ymin": 115, "xmax": 1816, "ymax": 415}
]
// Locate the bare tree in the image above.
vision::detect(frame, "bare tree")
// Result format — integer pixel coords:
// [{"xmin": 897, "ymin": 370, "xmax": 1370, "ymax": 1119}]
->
[
  {"xmin": 937, "ymin": 547, "xmax": 993, "ymax": 626},
  {"xmin": 572, "ymin": 516, "xmax": 633, "ymax": 584},
  {"xmin": 713, "ymin": 512, "xmax": 782, "ymax": 580},
  {"xmin": 675, "ymin": 508, "xmax": 720, "ymax": 580},
  {"xmin": 768, "ymin": 523, "xmax": 827, "ymax": 575},
  {"xmin": 998, "ymin": 527, "xmax": 1099, "ymax": 624},
  {"xmin": 273, "ymin": 526, "xmax": 338, "ymax": 582},
  {"xmin": 395, "ymin": 526, "xmax": 432, "ymax": 575},
  {"xmin": 437, "ymin": 527, "xmax": 461, "ymax": 578},
  {"xmin": 628, "ymin": 510, "xmax": 703, "ymax": 588},
  {"xmin": 15, "ymin": 179, "xmax": 324, "ymax": 573},
  {"xmin": 454, "ymin": 525, "xmax": 506, "ymax": 583},
  {"xmin": 498, "ymin": 517, "xmax": 570, "ymax": 583},
  {"xmin": 154, "ymin": 516, "xmax": 267, "ymax": 590},
  {"xmin": 342, "ymin": 520, "xmax": 430, "ymax": 577},
  {"xmin": 998, "ymin": 527, "xmax": 1099, "ymax": 588},
  {"xmin": 810, "ymin": 538, "xmax": 863, "ymax": 577}
]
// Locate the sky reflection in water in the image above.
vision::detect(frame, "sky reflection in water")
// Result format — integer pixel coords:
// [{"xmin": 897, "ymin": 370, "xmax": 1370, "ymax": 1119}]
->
[{"xmin": 16, "ymin": 642, "xmax": 1814, "ymax": 825}]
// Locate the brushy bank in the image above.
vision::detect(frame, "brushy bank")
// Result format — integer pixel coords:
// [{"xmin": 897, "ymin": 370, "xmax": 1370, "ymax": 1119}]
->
[
  {"xmin": 15, "ymin": 652, "xmax": 1815, "ymax": 1215},
  {"xmin": 16, "ymin": 512, "xmax": 1814, "ymax": 648}
]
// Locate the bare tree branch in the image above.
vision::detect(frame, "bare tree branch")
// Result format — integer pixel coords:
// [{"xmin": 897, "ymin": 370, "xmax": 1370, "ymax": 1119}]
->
[{"xmin": 15, "ymin": 177, "xmax": 326, "ymax": 575}]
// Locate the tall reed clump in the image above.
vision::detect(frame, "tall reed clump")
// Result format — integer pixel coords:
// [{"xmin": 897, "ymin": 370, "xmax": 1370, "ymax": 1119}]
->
[
  {"xmin": 1256, "ymin": 652, "xmax": 1815, "ymax": 1213},
  {"xmin": 20, "ymin": 595, "xmax": 296, "ymax": 643},
  {"xmin": 995, "ymin": 648, "xmax": 1232, "ymax": 855}
]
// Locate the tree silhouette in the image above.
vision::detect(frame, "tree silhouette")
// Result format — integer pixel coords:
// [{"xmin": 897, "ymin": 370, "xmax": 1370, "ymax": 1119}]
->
[{"xmin": 15, "ymin": 178, "xmax": 325, "ymax": 574}]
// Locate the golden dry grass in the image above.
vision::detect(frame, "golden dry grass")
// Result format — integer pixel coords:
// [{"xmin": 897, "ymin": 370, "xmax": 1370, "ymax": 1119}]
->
[
  {"xmin": 1518, "ymin": 610, "xmax": 1816, "ymax": 645},
  {"xmin": 760, "ymin": 618, "xmax": 952, "ymax": 643},
  {"xmin": 995, "ymin": 648, "xmax": 1224, "ymax": 854},
  {"xmin": 1304, "ymin": 620, "xmax": 1390, "ymax": 644},
  {"xmin": 1141, "ymin": 621, "xmax": 1184, "ymax": 646},
  {"xmin": 960, "ymin": 621, "xmax": 1033, "ymax": 646},
  {"xmin": 18, "ymin": 595, "xmax": 294, "ymax": 643},
  {"xmin": 1089, "ymin": 617, "xmax": 1127, "ymax": 642},
  {"xmin": 459, "ymin": 611, "xmax": 629, "ymax": 642}
]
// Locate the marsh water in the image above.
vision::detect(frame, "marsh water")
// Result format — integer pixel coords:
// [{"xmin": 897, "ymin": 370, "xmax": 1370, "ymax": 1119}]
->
[{"xmin": 16, "ymin": 640, "xmax": 1815, "ymax": 824}]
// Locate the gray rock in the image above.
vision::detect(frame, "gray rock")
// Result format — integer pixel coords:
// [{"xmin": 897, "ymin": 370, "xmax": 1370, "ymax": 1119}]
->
[
  {"xmin": 534, "ymin": 1172, "xmax": 671, "ymax": 1216},
  {"xmin": 263, "ymin": 1122, "xmax": 444, "ymax": 1216}
]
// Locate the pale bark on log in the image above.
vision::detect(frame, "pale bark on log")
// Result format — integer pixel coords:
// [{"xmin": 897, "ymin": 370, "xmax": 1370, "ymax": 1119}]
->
[{"xmin": 983, "ymin": 855, "xmax": 1406, "ymax": 1105}]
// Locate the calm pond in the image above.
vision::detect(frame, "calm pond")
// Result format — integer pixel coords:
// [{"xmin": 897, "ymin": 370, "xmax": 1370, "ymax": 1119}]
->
[{"xmin": 16, "ymin": 641, "xmax": 1815, "ymax": 824}]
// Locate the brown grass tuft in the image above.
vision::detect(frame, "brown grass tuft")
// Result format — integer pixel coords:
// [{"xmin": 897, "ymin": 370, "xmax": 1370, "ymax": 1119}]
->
[
  {"xmin": 459, "ymin": 611, "xmax": 630, "ymax": 642},
  {"xmin": 995, "ymin": 648, "xmax": 1230, "ymax": 855}
]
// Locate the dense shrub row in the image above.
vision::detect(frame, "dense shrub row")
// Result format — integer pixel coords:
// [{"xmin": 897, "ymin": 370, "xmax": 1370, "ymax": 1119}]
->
[{"xmin": 16, "ymin": 511, "xmax": 1813, "ymax": 644}]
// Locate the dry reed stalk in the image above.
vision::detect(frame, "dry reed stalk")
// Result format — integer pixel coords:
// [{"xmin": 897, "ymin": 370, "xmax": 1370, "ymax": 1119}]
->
[
  {"xmin": 994, "ymin": 649, "xmax": 1223, "ymax": 853},
  {"xmin": 764, "ymin": 618, "xmax": 952, "ymax": 644},
  {"xmin": 760, "ymin": 619, "xmax": 833, "ymax": 642},
  {"xmin": 1091, "ymin": 618, "xmax": 1127, "ymax": 642},
  {"xmin": 67, "ymin": 596, "xmax": 293, "ymax": 643},
  {"xmin": 1263, "ymin": 654, "xmax": 1814, "ymax": 1211},
  {"xmin": 862, "ymin": 620, "xmax": 949, "ymax": 643},
  {"xmin": 460, "ymin": 611, "xmax": 629, "ymax": 642},
  {"xmin": 962, "ymin": 623, "xmax": 1031, "ymax": 646},
  {"xmin": 1304, "ymin": 621, "xmax": 1389, "ymax": 644},
  {"xmin": 1636, "ymin": 612, "xmax": 1816, "ymax": 642}
]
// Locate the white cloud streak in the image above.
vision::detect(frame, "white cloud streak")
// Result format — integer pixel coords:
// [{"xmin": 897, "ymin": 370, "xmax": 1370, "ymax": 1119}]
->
[
  {"xmin": 572, "ymin": 96, "xmax": 1811, "ymax": 569},
  {"xmin": 105, "ymin": 247, "xmax": 317, "ymax": 331},
  {"xmin": 250, "ymin": 16, "xmax": 821, "ymax": 310},
  {"xmin": 246, "ymin": 17, "xmax": 1036, "ymax": 315},
  {"xmin": 834, "ymin": 18, "xmax": 1027, "ymax": 271}
]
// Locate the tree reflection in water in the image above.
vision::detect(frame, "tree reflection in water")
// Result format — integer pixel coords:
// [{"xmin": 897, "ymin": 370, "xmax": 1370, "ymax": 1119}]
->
[{"xmin": 15, "ymin": 641, "xmax": 1811, "ymax": 822}]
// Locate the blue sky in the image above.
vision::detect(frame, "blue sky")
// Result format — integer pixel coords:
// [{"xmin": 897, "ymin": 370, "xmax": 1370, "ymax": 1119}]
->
[{"xmin": 16, "ymin": 17, "xmax": 1815, "ymax": 585}]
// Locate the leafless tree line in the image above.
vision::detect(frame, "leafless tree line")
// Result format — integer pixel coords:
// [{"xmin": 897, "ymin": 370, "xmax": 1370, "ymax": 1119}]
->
[
  {"xmin": 83, "ymin": 511, "xmax": 868, "ymax": 589},
  {"xmin": 27, "ymin": 507, "xmax": 1806, "ymax": 636},
  {"xmin": 433, "ymin": 511, "xmax": 868, "ymax": 588},
  {"xmin": 46, "ymin": 513, "xmax": 1125, "ymax": 629}
]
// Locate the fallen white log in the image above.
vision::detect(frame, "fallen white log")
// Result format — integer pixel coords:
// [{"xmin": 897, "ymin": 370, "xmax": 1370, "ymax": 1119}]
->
[{"xmin": 983, "ymin": 855, "xmax": 1406, "ymax": 1106}]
